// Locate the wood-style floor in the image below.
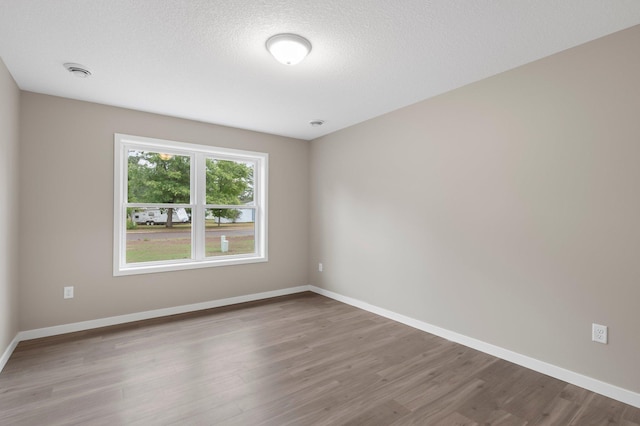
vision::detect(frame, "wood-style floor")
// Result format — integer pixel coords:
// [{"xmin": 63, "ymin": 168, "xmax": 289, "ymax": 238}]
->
[{"xmin": 1, "ymin": 292, "xmax": 639, "ymax": 425}]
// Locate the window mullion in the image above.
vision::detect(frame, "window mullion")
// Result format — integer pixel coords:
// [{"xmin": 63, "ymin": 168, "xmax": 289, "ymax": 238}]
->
[
  {"xmin": 126, "ymin": 203, "xmax": 193, "ymax": 209},
  {"xmin": 194, "ymin": 153, "xmax": 206, "ymax": 260}
]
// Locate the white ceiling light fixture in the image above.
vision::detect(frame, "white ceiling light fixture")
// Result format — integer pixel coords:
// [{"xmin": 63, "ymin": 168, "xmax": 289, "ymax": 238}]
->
[
  {"xmin": 266, "ymin": 33, "xmax": 312, "ymax": 66},
  {"xmin": 63, "ymin": 62, "xmax": 91, "ymax": 78},
  {"xmin": 309, "ymin": 119, "xmax": 325, "ymax": 127}
]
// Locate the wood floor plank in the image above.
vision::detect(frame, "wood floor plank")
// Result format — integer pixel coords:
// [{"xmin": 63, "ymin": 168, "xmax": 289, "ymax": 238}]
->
[
  {"xmin": 529, "ymin": 395, "xmax": 581, "ymax": 426},
  {"xmin": 391, "ymin": 378, "xmax": 488, "ymax": 425},
  {"xmin": 1, "ymin": 292, "xmax": 639, "ymax": 425},
  {"xmin": 342, "ymin": 399, "xmax": 411, "ymax": 425},
  {"xmin": 431, "ymin": 411, "xmax": 479, "ymax": 426},
  {"xmin": 624, "ymin": 405, "xmax": 640, "ymax": 424},
  {"xmin": 569, "ymin": 392, "xmax": 627, "ymax": 425}
]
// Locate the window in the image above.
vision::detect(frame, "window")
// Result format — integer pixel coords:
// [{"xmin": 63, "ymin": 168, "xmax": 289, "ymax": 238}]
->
[{"xmin": 113, "ymin": 134, "xmax": 268, "ymax": 276}]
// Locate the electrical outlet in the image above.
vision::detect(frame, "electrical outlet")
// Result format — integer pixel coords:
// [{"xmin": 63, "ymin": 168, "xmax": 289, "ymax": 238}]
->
[
  {"xmin": 592, "ymin": 323, "xmax": 607, "ymax": 344},
  {"xmin": 63, "ymin": 286, "xmax": 74, "ymax": 299},
  {"xmin": 318, "ymin": 263, "xmax": 323, "ymax": 272}
]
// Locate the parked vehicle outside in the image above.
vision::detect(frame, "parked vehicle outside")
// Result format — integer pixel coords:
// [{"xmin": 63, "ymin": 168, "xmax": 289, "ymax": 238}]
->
[{"xmin": 132, "ymin": 208, "xmax": 190, "ymax": 225}]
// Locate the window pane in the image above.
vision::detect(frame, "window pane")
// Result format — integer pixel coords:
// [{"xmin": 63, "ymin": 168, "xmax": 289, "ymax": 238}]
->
[
  {"xmin": 206, "ymin": 158, "xmax": 254, "ymax": 205},
  {"xmin": 126, "ymin": 208, "xmax": 192, "ymax": 263},
  {"xmin": 205, "ymin": 208, "xmax": 255, "ymax": 257},
  {"xmin": 128, "ymin": 150, "xmax": 191, "ymax": 203}
]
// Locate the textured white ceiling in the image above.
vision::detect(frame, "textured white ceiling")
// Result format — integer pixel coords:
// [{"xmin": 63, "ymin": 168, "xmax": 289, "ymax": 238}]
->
[{"xmin": 1, "ymin": 1, "xmax": 640, "ymax": 140}]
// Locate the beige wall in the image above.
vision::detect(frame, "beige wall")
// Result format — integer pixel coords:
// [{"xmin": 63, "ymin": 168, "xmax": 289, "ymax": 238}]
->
[
  {"xmin": 0, "ymin": 58, "xmax": 20, "ymax": 355},
  {"xmin": 310, "ymin": 25, "xmax": 640, "ymax": 392},
  {"xmin": 18, "ymin": 93, "xmax": 309, "ymax": 330}
]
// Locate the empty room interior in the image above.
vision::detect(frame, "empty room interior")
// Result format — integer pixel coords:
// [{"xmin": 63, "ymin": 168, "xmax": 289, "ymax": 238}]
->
[{"xmin": 2, "ymin": 1, "xmax": 640, "ymax": 424}]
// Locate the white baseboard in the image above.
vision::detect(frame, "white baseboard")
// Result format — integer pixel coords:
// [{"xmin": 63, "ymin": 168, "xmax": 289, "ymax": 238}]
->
[
  {"xmin": 308, "ymin": 285, "xmax": 640, "ymax": 409},
  {"xmin": 18, "ymin": 285, "xmax": 311, "ymax": 342},
  {"xmin": 0, "ymin": 285, "xmax": 310, "ymax": 374},
  {"xmin": 0, "ymin": 334, "xmax": 20, "ymax": 373}
]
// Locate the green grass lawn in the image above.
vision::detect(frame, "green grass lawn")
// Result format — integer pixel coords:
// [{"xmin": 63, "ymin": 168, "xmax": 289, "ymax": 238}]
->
[
  {"xmin": 126, "ymin": 224, "xmax": 255, "ymax": 263},
  {"xmin": 127, "ymin": 237, "xmax": 192, "ymax": 263},
  {"xmin": 206, "ymin": 236, "xmax": 255, "ymax": 257}
]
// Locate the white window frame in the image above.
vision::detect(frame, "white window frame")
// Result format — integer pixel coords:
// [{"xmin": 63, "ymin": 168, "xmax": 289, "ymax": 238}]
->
[{"xmin": 113, "ymin": 133, "xmax": 268, "ymax": 276}]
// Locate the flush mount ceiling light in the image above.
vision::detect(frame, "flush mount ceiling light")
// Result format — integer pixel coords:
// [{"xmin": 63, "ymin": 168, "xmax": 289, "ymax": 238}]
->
[
  {"xmin": 266, "ymin": 33, "xmax": 312, "ymax": 66},
  {"xmin": 309, "ymin": 119, "xmax": 325, "ymax": 127},
  {"xmin": 63, "ymin": 62, "xmax": 91, "ymax": 78}
]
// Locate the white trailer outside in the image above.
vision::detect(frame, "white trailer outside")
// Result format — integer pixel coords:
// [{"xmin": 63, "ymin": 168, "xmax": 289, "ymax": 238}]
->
[{"xmin": 132, "ymin": 208, "xmax": 190, "ymax": 225}]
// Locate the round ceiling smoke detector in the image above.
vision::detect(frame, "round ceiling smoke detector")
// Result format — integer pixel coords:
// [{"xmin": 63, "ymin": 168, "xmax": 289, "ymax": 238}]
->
[
  {"xmin": 64, "ymin": 63, "xmax": 92, "ymax": 78},
  {"xmin": 310, "ymin": 119, "xmax": 325, "ymax": 127}
]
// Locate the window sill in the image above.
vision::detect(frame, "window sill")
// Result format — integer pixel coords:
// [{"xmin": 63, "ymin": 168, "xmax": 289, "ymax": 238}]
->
[{"xmin": 114, "ymin": 255, "xmax": 268, "ymax": 276}]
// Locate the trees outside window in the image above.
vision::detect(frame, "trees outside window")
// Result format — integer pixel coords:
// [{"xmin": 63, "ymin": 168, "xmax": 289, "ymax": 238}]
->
[
  {"xmin": 206, "ymin": 158, "xmax": 254, "ymax": 226},
  {"xmin": 127, "ymin": 151, "xmax": 190, "ymax": 228}
]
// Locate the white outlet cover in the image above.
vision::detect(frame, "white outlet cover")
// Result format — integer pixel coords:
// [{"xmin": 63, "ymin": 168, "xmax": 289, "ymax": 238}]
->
[
  {"xmin": 592, "ymin": 323, "xmax": 608, "ymax": 344},
  {"xmin": 64, "ymin": 286, "xmax": 74, "ymax": 299}
]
